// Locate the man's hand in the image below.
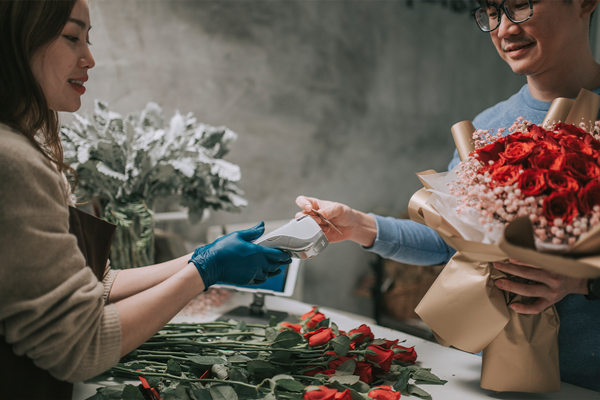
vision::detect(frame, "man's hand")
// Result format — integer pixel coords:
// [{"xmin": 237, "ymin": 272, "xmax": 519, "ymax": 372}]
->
[
  {"xmin": 493, "ymin": 259, "xmax": 588, "ymax": 314},
  {"xmin": 295, "ymin": 195, "xmax": 377, "ymax": 247}
]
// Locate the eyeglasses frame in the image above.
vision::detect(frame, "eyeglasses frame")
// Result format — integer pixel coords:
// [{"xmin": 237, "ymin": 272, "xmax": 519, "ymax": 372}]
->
[{"xmin": 470, "ymin": 0, "xmax": 534, "ymax": 32}]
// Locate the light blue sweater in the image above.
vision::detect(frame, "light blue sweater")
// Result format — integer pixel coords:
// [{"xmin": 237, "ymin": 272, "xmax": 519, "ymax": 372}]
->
[{"xmin": 366, "ymin": 84, "xmax": 600, "ymax": 392}]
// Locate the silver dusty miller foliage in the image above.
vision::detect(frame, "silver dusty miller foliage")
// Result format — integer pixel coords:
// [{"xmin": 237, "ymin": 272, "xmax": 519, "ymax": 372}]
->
[{"xmin": 60, "ymin": 100, "xmax": 248, "ymax": 223}]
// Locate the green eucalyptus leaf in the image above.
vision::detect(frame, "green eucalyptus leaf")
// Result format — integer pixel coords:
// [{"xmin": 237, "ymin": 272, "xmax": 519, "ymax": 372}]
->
[
  {"xmin": 406, "ymin": 384, "xmax": 432, "ymax": 400},
  {"xmin": 209, "ymin": 385, "xmax": 238, "ymax": 400}
]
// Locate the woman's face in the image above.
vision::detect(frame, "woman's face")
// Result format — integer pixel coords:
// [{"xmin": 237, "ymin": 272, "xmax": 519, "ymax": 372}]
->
[{"xmin": 31, "ymin": 0, "xmax": 95, "ymax": 112}]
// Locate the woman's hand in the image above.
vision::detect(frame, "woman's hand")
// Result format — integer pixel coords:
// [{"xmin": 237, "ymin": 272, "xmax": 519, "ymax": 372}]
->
[
  {"xmin": 189, "ymin": 222, "xmax": 291, "ymax": 289},
  {"xmin": 295, "ymin": 195, "xmax": 377, "ymax": 247},
  {"xmin": 493, "ymin": 259, "xmax": 588, "ymax": 314}
]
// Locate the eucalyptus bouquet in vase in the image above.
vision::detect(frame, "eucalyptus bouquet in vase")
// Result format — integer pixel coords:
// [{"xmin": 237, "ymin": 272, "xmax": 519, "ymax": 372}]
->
[{"xmin": 61, "ymin": 100, "xmax": 247, "ymax": 269}]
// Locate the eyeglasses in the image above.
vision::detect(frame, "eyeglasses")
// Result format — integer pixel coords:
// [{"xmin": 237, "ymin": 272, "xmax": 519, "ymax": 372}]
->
[{"xmin": 470, "ymin": 0, "xmax": 533, "ymax": 32}]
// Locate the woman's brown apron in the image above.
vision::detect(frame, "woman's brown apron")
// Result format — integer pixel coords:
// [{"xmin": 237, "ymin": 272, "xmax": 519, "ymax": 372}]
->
[{"xmin": 0, "ymin": 207, "xmax": 116, "ymax": 400}]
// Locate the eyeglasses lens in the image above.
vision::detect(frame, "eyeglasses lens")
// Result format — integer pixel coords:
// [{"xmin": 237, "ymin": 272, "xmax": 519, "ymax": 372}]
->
[{"xmin": 475, "ymin": 0, "xmax": 532, "ymax": 32}]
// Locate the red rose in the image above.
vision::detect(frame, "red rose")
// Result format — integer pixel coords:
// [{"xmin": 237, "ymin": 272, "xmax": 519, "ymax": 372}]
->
[
  {"xmin": 579, "ymin": 179, "xmax": 600, "ymax": 214},
  {"xmin": 547, "ymin": 171, "xmax": 580, "ymax": 193},
  {"xmin": 368, "ymin": 385, "xmax": 401, "ymax": 400},
  {"xmin": 304, "ymin": 327, "xmax": 336, "ymax": 347},
  {"xmin": 476, "ymin": 140, "xmax": 506, "ymax": 165},
  {"xmin": 543, "ymin": 191, "xmax": 579, "ymax": 226},
  {"xmin": 328, "ymin": 355, "xmax": 355, "ymax": 370},
  {"xmin": 564, "ymin": 152, "xmax": 600, "ymax": 182},
  {"xmin": 379, "ymin": 339, "xmax": 399, "ymax": 349},
  {"xmin": 303, "ymin": 387, "xmax": 337, "ymax": 400},
  {"xmin": 501, "ymin": 141, "xmax": 536, "ymax": 164},
  {"xmin": 334, "ymin": 389, "xmax": 353, "ymax": 400},
  {"xmin": 301, "ymin": 307, "xmax": 326, "ymax": 330},
  {"xmin": 281, "ymin": 322, "xmax": 302, "ymax": 333},
  {"xmin": 355, "ymin": 361, "xmax": 374, "ymax": 384},
  {"xmin": 527, "ymin": 124, "xmax": 549, "ymax": 140},
  {"xmin": 348, "ymin": 324, "xmax": 374, "ymax": 345},
  {"xmin": 506, "ymin": 132, "xmax": 534, "ymax": 143},
  {"xmin": 528, "ymin": 151, "xmax": 564, "ymax": 171},
  {"xmin": 560, "ymin": 135, "xmax": 594, "ymax": 157},
  {"xmin": 556, "ymin": 122, "xmax": 587, "ymax": 138},
  {"xmin": 518, "ymin": 169, "xmax": 546, "ymax": 196},
  {"xmin": 365, "ymin": 345, "xmax": 394, "ymax": 373},
  {"xmin": 391, "ymin": 345, "xmax": 417, "ymax": 364},
  {"xmin": 489, "ymin": 164, "xmax": 521, "ymax": 187}
]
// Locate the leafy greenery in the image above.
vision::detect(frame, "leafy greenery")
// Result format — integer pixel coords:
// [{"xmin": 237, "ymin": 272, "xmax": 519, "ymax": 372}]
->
[
  {"xmin": 61, "ymin": 100, "xmax": 247, "ymax": 269},
  {"xmin": 86, "ymin": 320, "xmax": 446, "ymax": 400}
]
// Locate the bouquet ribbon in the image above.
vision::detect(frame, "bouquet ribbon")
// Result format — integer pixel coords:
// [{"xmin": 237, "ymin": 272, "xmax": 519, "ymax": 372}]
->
[{"xmin": 409, "ymin": 88, "xmax": 600, "ymax": 393}]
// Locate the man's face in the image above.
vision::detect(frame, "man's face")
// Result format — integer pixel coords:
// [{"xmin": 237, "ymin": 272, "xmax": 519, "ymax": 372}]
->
[{"xmin": 490, "ymin": 0, "xmax": 585, "ymax": 77}]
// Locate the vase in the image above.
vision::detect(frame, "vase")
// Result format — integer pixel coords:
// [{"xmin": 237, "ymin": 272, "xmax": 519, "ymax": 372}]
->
[{"xmin": 103, "ymin": 201, "xmax": 155, "ymax": 269}]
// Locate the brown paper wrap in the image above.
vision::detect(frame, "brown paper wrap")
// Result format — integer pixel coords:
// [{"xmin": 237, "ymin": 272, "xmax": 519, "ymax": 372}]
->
[
  {"xmin": 565, "ymin": 88, "xmax": 600, "ymax": 131},
  {"xmin": 410, "ymin": 90, "xmax": 600, "ymax": 393},
  {"xmin": 451, "ymin": 121, "xmax": 476, "ymax": 161}
]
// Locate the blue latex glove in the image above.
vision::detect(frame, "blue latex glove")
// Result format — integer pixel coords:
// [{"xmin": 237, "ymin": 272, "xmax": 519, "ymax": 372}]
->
[{"xmin": 189, "ymin": 222, "xmax": 291, "ymax": 290}]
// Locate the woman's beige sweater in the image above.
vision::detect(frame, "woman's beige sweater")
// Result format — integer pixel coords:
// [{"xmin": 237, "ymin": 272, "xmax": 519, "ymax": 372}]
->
[{"xmin": 0, "ymin": 123, "xmax": 122, "ymax": 383}]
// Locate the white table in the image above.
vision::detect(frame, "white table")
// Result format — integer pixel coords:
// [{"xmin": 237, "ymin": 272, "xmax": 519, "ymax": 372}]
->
[{"xmin": 73, "ymin": 293, "xmax": 600, "ymax": 400}]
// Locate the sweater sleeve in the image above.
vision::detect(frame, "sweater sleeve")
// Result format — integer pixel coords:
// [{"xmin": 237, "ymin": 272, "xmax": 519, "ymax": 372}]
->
[
  {"xmin": 362, "ymin": 214, "xmax": 456, "ymax": 265},
  {"xmin": 0, "ymin": 129, "xmax": 122, "ymax": 383}
]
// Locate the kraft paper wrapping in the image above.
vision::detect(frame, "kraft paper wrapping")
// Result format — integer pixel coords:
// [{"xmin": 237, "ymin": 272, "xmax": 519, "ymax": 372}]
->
[
  {"xmin": 451, "ymin": 121, "xmax": 476, "ymax": 161},
  {"xmin": 543, "ymin": 97, "xmax": 574, "ymax": 128},
  {"xmin": 411, "ymin": 182, "xmax": 562, "ymax": 393},
  {"xmin": 409, "ymin": 90, "xmax": 600, "ymax": 393},
  {"xmin": 564, "ymin": 88, "xmax": 600, "ymax": 131}
]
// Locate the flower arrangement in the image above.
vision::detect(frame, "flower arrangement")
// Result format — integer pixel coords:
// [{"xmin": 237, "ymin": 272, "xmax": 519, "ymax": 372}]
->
[
  {"xmin": 88, "ymin": 309, "xmax": 446, "ymax": 400},
  {"xmin": 450, "ymin": 117, "xmax": 600, "ymax": 250},
  {"xmin": 60, "ymin": 100, "xmax": 247, "ymax": 269},
  {"xmin": 407, "ymin": 89, "xmax": 600, "ymax": 393}
]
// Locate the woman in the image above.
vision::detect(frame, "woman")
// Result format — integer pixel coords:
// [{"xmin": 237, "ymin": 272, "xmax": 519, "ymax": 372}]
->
[{"xmin": 0, "ymin": 1, "xmax": 290, "ymax": 398}]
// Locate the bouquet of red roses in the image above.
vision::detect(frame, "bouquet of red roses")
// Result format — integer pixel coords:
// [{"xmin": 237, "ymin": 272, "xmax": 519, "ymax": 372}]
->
[
  {"xmin": 452, "ymin": 118, "xmax": 600, "ymax": 250},
  {"xmin": 407, "ymin": 89, "xmax": 600, "ymax": 393}
]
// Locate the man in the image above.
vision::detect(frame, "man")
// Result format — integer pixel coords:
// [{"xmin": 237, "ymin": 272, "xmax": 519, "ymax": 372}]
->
[{"xmin": 296, "ymin": 0, "xmax": 600, "ymax": 391}]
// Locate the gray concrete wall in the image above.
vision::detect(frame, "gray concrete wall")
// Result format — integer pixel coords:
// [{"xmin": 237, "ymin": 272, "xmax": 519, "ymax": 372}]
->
[{"xmin": 74, "ymin": 0, "xmax": 525, "ymax": 317}]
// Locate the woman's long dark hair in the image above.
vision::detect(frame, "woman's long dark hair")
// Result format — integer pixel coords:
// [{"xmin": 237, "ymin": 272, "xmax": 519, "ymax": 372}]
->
[{"xmin": 0, "ymin": 0, "xmax": 77, "ymax": 174}]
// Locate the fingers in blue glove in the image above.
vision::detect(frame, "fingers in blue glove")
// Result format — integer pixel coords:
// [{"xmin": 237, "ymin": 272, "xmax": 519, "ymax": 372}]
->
[
  {"xmin": 267, "ymin": 268, "xmax": 282, "ymax": 278},
  {"xmin": 236, "ymin": 221, "xmax": 266, "ymax": 242}
]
